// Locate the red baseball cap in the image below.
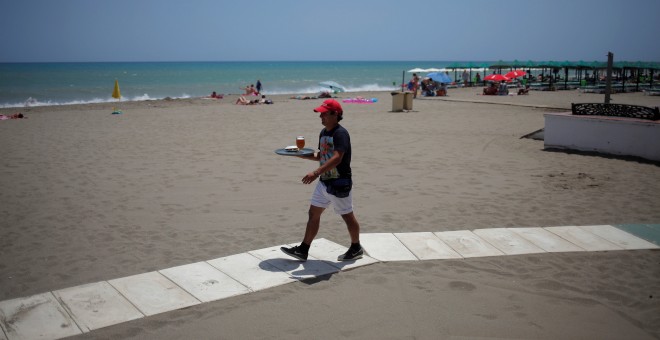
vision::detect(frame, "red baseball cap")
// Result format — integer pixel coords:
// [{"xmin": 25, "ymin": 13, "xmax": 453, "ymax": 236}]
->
[{"xmin": 313, "ymin": 99, "xmax": 343, "ymax": 115}]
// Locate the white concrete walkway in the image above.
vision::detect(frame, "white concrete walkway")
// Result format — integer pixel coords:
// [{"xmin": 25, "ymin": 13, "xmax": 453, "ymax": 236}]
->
[{"xmin": 0, "ymin": 224, "xmax": 657, "ymax": 340}]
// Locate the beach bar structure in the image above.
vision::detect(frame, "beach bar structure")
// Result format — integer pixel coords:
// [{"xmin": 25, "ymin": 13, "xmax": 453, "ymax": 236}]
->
[{"xmin": 484, "ymin": 60, "xmax": 660, "ymax": 92}]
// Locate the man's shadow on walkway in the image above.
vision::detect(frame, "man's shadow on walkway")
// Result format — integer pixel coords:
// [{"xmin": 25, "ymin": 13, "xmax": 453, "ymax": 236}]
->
[{"xmin": 258, "ymin": 257, "xmax": 360, "ymax": 285}]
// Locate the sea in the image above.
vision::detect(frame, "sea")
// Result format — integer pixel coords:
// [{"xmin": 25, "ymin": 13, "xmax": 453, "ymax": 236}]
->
[{"xmin": 0, "ymin": 61, "xmax": 492, "ymax": 108}]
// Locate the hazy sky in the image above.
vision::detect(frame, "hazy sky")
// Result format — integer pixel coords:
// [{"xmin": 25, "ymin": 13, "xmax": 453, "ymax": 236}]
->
[{"xmin": 2, "ymin": 0, "xmax": 658, "ymax": 62}]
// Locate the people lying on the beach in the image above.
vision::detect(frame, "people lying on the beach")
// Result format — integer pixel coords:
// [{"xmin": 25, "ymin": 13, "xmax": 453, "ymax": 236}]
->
[
  {"xmin": 236, "ymin": 96, "xmax": 262, "ymax": 105},
  {"xmin": 517, "ymin": 85, "xmax": 530, "ymax": 95},
  {"xmin": 208, "ymin": 91, "xmax": 223, "ymax": 99},
  {"xmin": 291, "ymin": 95, "xmax": 315, "ymax": 100},
  {"xmin": 259, "ymin": 95, "xmax": 273, "ymax": 104},
  {"xmin": 0, "ymin": 113, "xmax": 26, "ymax": 120},
  {"xmin": 290, "ymin": 91, "xmax": 333, "ymax": 100},
  {"xmin": 483, "ymin": 82, "xmax": 498, "ymax": 95},
  {"xmin": 235, "ymin": 96, "xmax": 259, "ymax": 105}
]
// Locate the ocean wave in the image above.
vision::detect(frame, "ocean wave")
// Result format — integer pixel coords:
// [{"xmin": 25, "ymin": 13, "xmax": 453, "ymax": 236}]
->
[
  {"xmin": 0, "ymin": 85, "xmax": 398, "ymax": 108},
  {"xmin": 262, "ymin": 84, "xmax": 397, "ymax": 96},
  {"xmin": 0, "ymin": 94, "xmax": 193, "ymax": 108}
]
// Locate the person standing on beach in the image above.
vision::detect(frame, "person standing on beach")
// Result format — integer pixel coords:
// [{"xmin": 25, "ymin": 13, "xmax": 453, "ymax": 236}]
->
[
  {"xmin": 411, "ymin": 73, "xmax": 420, "ymax": 98},
  {"xmin": 281, "ymin": 99, "xmax": 363, "ymax": 262},
  {"xmin": 256, "ymin": 80, "xmax": 262, "ymax": 94}
]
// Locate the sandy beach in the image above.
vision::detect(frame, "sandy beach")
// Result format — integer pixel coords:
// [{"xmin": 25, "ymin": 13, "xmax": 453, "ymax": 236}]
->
[{"xmin": 1, "ymin": 88, "xmax": 659, "ymax": 339}]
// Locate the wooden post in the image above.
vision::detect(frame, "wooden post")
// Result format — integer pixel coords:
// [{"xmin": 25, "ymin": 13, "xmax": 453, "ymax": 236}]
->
[{"xmin": 605, "ymin": 52, "xmax": 613, "ymax": 104}]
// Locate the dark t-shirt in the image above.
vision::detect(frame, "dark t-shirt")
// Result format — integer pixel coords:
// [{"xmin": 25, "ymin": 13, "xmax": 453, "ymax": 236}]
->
[{"xmin": 318, "ymin": 125, "xmax": 352, "ymax": 181}]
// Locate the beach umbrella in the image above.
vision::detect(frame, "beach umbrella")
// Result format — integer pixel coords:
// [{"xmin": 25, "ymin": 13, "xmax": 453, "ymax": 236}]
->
[
  {"xmin": 319, "ymin": 81, "xmax": 346, "ymax": 92},
  {"xmin": 425, "ymin": 72, "xmax": 452, "ymax": 83},
  {"xmin": 112, "ymin": 79, "xmax": 121, "ymax": 100},
  {"xmin": 488, "ymin": 60, "xmax": 512, "ymax": 71},
  {"xmin": 510, "ymin": 59, "xmax": 524, "ymax": 68},
  {"xmin": 111, "ymin": 79, "xmax": 123, "ymax": 114},
  {"xmin": 425, "ymin": 68, "xmax": 443, "ymax": 72},
  {"xmin": 484, "ymin": 74, "xmax": 510, "ymax": 82},
  {"xmin": 504, "ymin": 70, "xmax": 527, "ymax": 79}
]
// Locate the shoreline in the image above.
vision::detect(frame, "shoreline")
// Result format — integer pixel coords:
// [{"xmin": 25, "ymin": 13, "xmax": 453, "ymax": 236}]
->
[
  {"xmin": 0, "ymin": 87, "xmax": 660, "ymax": 114},
  {"xmin": 3, "ymin": 87, "xmax": 659, "ymax": 114}
]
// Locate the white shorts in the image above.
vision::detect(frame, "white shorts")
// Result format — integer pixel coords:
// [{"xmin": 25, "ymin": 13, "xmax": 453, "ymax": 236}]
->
[{"xmin": 310, "ymin": 181, "xmax": 353, "ymax": 215}]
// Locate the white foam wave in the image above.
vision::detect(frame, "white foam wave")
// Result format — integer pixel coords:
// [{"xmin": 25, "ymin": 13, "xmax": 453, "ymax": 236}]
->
[
  {"xmin": 263, "ymin": 84, "xmax": 397, "ymax": 96},
  {"xmin": 0, "ymin": 85, "xmax": 396, "ymax": 108},
  {"xmin": 0, "ymin": 93, "xmax": 194, "ymax": 108},
  {"xmin": 343, "ymin": 83, "xmax": 398, "ymax": 92}
]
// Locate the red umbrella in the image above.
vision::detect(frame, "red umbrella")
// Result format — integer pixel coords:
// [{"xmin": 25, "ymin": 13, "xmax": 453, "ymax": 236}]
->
[
  {"xmin": 504, "ymin": 70, "xmax": 527, "ymax": 78},
  {"xmin": 484, "ymin": 74, "xmax": 510, "ymax": 82}
]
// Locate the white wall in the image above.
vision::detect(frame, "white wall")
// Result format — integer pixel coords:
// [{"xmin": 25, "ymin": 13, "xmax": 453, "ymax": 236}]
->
[{"xmin": 544, "ymin": 112, "xmax": 660, "ymax": 162}]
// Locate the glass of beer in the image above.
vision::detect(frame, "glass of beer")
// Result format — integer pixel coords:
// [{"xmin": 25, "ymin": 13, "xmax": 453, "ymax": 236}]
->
[{"xmin": 296, "ymin": 136, "xmax": 305, "ymax": 150}]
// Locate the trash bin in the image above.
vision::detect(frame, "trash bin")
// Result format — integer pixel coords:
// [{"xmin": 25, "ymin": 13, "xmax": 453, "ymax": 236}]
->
[
  {"xmin": 403, "ymin": 92, "xmax": 413, "ymax": 110},
  {"xmin": 391, "ymin": 92, "xmax": 405, "ymax": 112}
]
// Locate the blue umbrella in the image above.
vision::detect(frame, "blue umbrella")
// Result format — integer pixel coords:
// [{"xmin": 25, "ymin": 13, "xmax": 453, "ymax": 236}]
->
[{"xmin": 425, "ymin": 72, "xmax": 452, "ymax": 83}]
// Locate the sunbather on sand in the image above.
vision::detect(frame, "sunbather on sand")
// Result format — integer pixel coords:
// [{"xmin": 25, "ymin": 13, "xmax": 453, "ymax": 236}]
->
[
  {"xmin": 290, "ymin": 91, "xmax": 333, "ymax": 100},
  {"xmin": 0, "ymin": 113, "xmax": 26, "ymax": 120},
  {"xmin": 483, "ymin": 83, "xmax": 498, "ymax": 95},
  {"xmin": 208, "ymin": 91, "xmax": 223, "ymax": 99},
  {"xmin": 236, "ymin": 96, "xmax": 256, "ymax": 105}
]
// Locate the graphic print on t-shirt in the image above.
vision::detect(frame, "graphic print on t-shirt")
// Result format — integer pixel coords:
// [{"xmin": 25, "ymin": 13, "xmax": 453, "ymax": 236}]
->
[{"xmin": 319, "ymin": 135, "xmax": 339, "ymax": 180}]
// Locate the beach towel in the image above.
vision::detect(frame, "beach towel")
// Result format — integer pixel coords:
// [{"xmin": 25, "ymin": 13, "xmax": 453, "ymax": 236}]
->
[{"xmin": 342, "ymin": 97, "xmax": 377, "ymax": 104}]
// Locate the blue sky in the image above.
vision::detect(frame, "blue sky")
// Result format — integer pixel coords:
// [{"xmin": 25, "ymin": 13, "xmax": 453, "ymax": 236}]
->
[{"xmin": 1, "ymin": 0, "xmax": 659, "ymax": 62}]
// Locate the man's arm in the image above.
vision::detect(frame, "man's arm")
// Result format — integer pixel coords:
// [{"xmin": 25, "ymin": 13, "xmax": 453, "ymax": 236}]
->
[
  {"xmin": 301, "ymin": 150, "xmax": 344, "ymax": 184},
  {"xmin": 296, "ymin": 152, "xmax": 320, "ymax": 162}
]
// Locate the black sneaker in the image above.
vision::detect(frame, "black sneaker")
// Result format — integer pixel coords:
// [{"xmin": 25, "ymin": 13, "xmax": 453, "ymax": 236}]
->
[
  {"xmin": 280, "ymin": 245, "xmax": 308, "ymax": 261},
  {"xmin": 338, "ymin": 246, "xmax": 364, "ymax": 261}
]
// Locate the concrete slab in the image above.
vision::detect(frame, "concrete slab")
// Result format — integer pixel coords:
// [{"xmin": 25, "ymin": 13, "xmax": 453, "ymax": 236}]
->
[
  {"xmin": 615, "ymin": 224, "xmax": 660, "ymax": 246},
  {"xmin": 306, "ymin": 238, "xmax": 379, "ymax": 271},
  {"xmin": 473, "ymin": 228, "xmax": 546, "ymax": 255},
  {"xmin": 434, "ymin": 230, "xmax": 505, "ymax": 258},
  {"xmin": 579, "ymin": 225, "xmax": 659, "ymax": 250},
  {"xmin": 359, "ymin": 233, "xmax": 419, "ymax": 261},
  {"xmin": 249, "ymin": 245, "xmax": 340, "ymax": 279},
  {"xmin": 206, "ymin": 253, "xmax": 297, "ymax": 292},
  {"xmin": 53, "ymin": 281, "xmax": 144, "ymax": 332},
  {"xmin": 545, "ymin": 226, "xmax": 623, "ymax": 251},
  {"xmin": 0, "ymin": 292, "xmax": 82, "ymax": 340},
  {"xmin": 394, "ymin": 232, "xmax": 463, "ymax": 260},
  {"xmin": 509, "ymin": 227, "xmax": 585, "ymax": 252},
  {"xmin": 159, "ymin": 262, "xmax": 251, "ymax": 303},
  {"xmin": 108, "ymin": 272, "xmax": 200, "ymax": 316}
]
